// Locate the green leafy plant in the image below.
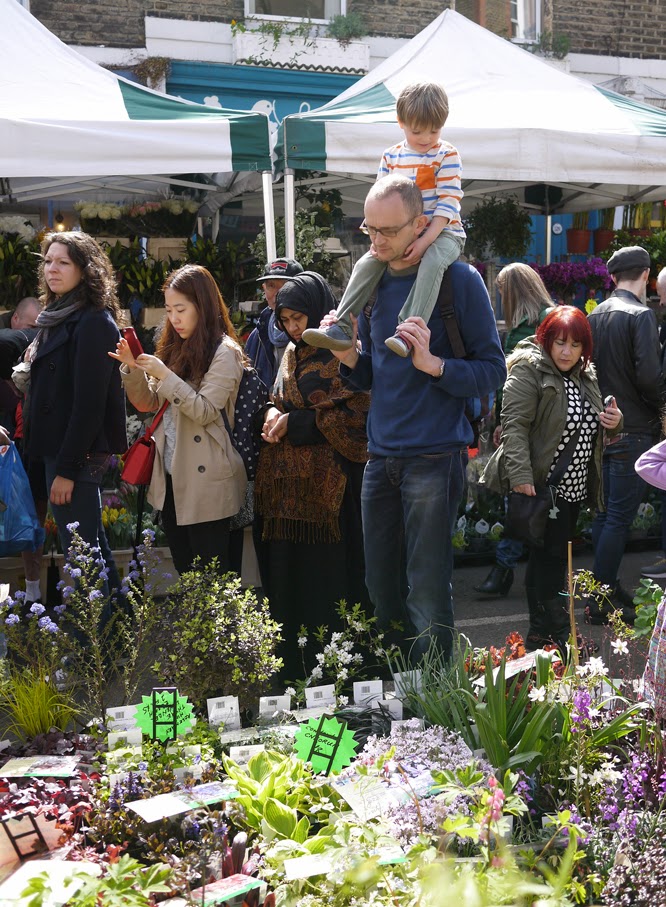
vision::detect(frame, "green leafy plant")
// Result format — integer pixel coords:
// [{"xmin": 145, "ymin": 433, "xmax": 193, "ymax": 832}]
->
[
  {"xmin": 533, "ymin": 29, "xmax": 571, "ymax": 59},
  {"xmin": 22, "ymin": 855, "xmax": 172, "ymax": 907},
  {"xmin": 152, "ymin": 566, "xmax": 282, "ymax": 710},
  {"xmin": 184, "ymin": 235, "xmax": 256, "ymax": 306},
  {"xmin": 222, "ymin": 750, "xmax": 338, "ymax": 843},
  {"xmin": 466, "ymin": 653, "xmax": 560, "ymax": 775},
  {"xmin": 250, "ymin": 211, "xmax": 337, "ymax": 283},
  {"xmin": 631, "ymin": 577, "xmax": 663, "ymax": 639},
  {"xmin": 388, "ymin": 637, "xmax": 480, "ymax": 750},
  {"xmin": 122, "ymin": 254, "xmax": 174, "ymax": 308},
  {"xmin": 0, "ymin": 669, "xmax": 76, "ymax": 740},
  {"xmin": 327, "ymin": 12, "xmax": 367, "ymax": 44},
  {"xmin": 0, "ymin": 232, "xmax": 40, "ymax": 308},
  {"xmin": 464, "ymin": 196, "xmax": 534, "ymax": 261},
  {"xmin": 571, "ymin": 211, "xmax": 589, "ymax": 231}
]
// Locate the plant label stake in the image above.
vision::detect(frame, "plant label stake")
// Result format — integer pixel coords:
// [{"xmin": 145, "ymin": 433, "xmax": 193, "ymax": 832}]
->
[
  {"xmin": 294, "ymin": 714, "xmax": 358, "ymax": 775},
  {"xmin": 135, "ymin": 688, "xmax": 195, "ymax": 742}
]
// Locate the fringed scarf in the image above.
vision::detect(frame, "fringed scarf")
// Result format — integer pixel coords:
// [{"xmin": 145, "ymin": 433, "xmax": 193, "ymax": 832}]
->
[{"xmin": 255, "ymin": 273, "xmax": 369, "ymax": 544}]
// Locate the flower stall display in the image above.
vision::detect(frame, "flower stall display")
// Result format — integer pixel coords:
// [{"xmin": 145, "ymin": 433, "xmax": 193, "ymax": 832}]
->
[
  {"xmin": 0, "ymin": 517, "xmax": 665, "ymax": 906},
  {"xmin": 75, "ymin": 197, "xmax": 199, "ymax": 238}
]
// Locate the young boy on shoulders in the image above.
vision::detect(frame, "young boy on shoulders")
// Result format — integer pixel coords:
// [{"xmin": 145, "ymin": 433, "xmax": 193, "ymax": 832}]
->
[{"xmin": 303, "ymin": 80, "xmax": 466, "ymax": 357}]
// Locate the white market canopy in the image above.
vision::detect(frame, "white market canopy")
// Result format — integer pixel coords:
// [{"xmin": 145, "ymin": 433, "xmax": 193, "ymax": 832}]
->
[
  {"xmin": 278, "ymin": 9, "xmax": 666, "ymax": 216},
  {"xmin": 0, "ymin": 0, "xmax": 276, "ymax": 249}
]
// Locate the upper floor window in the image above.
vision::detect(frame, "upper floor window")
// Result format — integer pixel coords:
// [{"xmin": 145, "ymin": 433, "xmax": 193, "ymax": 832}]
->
[
  {"xmin": 245, "ymin": 0, "xmax": 346, "ymax": 23},
  {"xmin": 510, "ymin": 0, "xmax": 540, "ymax": 42}
]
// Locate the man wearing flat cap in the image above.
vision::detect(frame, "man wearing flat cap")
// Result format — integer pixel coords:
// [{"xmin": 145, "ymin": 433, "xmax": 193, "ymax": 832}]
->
[
  {"xmin": 587, "ymin": 245, "xmax": 666, "ymax": 622},
  {"xmin": 245, "ymin": 257, "xmax": 304, "ymax": 390}
]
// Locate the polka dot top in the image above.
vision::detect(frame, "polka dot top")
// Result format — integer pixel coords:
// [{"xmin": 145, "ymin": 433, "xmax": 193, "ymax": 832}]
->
[{"xmin": 547, "ymin": 376, "xmax": 598, "ymax": 503}]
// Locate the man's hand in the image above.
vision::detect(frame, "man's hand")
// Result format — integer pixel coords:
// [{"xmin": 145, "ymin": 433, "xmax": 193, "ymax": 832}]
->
[
  {"xmin": 50, "ymin": 475, "xmax": 75, "ymax": 506},
  {"xmin": 493, "ymin": 425, "xmax": 503, "ymax": 448},
  {"xmin": 402, "ymin": 235, "xmax": 430, "ymax": 266},
  {"xmin": 394, "ymin": 317, "xmax": 444, "ymax": 377}
]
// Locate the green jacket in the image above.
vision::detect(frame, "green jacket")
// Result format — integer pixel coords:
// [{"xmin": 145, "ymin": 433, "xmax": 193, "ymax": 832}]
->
[
  {"xmin": 495, "ymin": 306, "xmax": 552, "ymax": 419},
  {"xmin": 480, "ymin": 339, "xmax": 621, "ymax": 510}
]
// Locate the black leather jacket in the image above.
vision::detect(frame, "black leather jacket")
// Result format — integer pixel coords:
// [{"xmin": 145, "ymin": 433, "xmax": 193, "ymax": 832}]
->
[{"xmin": 588, "ymin": 288, "xmax": 666, "ymax": 435}]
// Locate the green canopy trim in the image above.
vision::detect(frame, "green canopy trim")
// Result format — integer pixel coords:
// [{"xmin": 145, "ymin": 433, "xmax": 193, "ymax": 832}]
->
[
  {"xmin": 596, "ymin": 86, "xmax": 666, "ymax": 137},
  {"xmin": 280, "ymin": 82, "xmax": 396, "ymax": 171},
  {"xmin": 119, "ymin": 80, "xmax": 272, "ymax": 172}
]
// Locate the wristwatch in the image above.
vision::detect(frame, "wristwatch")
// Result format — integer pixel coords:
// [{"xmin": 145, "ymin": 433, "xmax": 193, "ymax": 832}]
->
[{"xmin": 435, "ymin": 358, "xmax": 445, "ymax": 378}]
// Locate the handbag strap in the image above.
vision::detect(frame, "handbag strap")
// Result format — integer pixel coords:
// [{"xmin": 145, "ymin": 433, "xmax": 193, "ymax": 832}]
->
[
  {"xmin": 547, "ymin": 376, "xmax": 587, "ymax": 488},
  {"xmin": 143, "ymin": 400, "xmax": 169, "ymax": 441}
]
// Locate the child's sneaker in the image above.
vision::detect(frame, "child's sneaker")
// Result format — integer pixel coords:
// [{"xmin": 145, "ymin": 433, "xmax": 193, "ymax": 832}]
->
[
  {"xmin": 302, "ymin": 325, "xmax": 354, "ymax": 351},
  {"xmin": 385, "ymin": 333, "xmax": 412, "ymax": 357}
]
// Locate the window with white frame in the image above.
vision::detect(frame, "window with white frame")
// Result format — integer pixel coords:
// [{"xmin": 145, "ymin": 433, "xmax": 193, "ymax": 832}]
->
[
  {"xmin": 245, "ymin": 0, "xmax": 345, "ymax": 23},
  {"xmin": 510, "ymin": 0, "xmax": 540, "ymax": 42}
]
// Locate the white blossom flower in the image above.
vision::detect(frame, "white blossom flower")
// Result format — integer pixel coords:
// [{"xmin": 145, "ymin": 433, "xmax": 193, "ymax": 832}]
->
[
  {"xmin": 284, "ymin": 686, "xmax": 296, "ymax": 697},
  {"xmin": 297, "ymin": 636, "xmax": 307, "ymax": 648},
  {"xmin": 310, "ymin": 665, "xmax": 323, "ymax": 680},
  {"xmin": 337, "ymin": 695, "xmax": 348, "ymax": 706},
  {"xmin": 528, "ymin": 686, "xmax": 546, "ymax": 702},
  {"xmin": 586, "ymin": 656, "xmax": 609, "ymax": 677},
  {"xmin": 611, "ymin": 638, "xmax": 629, "ymax": 655}
]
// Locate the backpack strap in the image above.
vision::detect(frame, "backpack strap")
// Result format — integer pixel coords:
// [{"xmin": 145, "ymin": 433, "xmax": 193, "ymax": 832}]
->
[
  {"xmin": 436, "ymin": 269, "xmax": 467, "ymax": 359},
  {"xmin": 362, "ymin": 289, "xmax": 378, "ymax": 326}
]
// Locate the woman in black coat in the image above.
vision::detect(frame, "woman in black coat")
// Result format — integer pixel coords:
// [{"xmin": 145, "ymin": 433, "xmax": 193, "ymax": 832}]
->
[{"xmin": 23, "ymin": 232, "xmax": 126, "ymax": 589}]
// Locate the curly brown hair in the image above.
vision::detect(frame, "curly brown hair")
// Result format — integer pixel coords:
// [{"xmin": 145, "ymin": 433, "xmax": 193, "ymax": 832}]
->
[
  {"xmin": 39, "ymin": 231, "xmax": 120, "ymax": 320},
  {"xmin": 156, "ymin": 264, "xmax": 241, "ymax": 387}
]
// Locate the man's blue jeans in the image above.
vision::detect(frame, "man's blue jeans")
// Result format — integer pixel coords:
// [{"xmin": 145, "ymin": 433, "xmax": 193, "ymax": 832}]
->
[
  {"xmin": 592, "ymin": 433, "xmax": 654, "ymax": 587},
  {"xmin": 361, "ymin": 449, "xmax": 467, "ymax": 663}
]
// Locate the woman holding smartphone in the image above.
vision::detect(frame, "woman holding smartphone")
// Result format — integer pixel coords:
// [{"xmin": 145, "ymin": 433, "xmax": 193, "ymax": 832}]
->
[{"xmin": 111, "ymin": 264, "xmax": 246, "ymax": 575}]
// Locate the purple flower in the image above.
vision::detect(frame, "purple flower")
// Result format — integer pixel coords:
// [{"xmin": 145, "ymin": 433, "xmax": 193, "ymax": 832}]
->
[
  {"xmin": 5, "ymin": 614, "xmax": 19, "ymax": 626},
  {"xmin": 68, "ymin": 568, "xmax": 82, "ymax": 579},
  {"xmin": 54, "ymin": 604, "xmax": 66, "ymax": 615},
  {"xmin": 62, "ymin": 586, "xmax": 74, "ymax": 600},
  {"xmin": 13, "ymin": 591, "xmax": 25, "ymax": 602},
  {"xmin": 89, "ymin": 590, "xmax": 104, "ymax": 602},
  {"xmin": 571, "ymin": 689, "xmax": 591, "ymax": 728},
  {"xmin": 66, "ymin": 521, "xmax": 80, "ymax": 532},
  {"xmin": 29, "ymin": 602, "xmax": 46, "ymax": 616},
  {"xmin": 38, "ymin": 616, "xmax": 58, "ymax": 633},
  {"xmin": 99, "ymin": 568, "xmax": 109, "ymax": 581}
]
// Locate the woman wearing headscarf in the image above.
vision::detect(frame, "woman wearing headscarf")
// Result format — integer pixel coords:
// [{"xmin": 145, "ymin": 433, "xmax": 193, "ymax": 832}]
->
[{"xmin": 254, "ymin": 272, "xmax": 370, "ymax": 679}]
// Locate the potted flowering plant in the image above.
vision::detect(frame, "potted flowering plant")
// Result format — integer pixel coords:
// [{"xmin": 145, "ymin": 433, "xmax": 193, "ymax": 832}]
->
[{"xmin": 566, "ymin": 211, "xmax": 591, "ymax": 254}]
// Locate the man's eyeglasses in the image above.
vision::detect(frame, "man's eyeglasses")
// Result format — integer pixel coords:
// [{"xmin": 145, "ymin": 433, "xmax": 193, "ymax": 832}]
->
[{"xmin": 359, "ymin": 216, "xmax": 416, "ymax": 239}]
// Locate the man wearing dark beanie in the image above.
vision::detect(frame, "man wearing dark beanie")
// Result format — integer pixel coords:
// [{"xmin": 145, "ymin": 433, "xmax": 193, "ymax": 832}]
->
[{"xmin": 587, "ymin": 245, "xmax": 666, "ymax": 623}]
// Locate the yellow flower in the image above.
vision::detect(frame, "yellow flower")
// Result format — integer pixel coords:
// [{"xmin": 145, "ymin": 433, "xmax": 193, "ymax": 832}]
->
[
  {"xmin": 585, "ymin": 299, "xmax": 598, "ymax": 314},
  {"xmin": 102, "ymin": 512, "xmax": 108, "ymax": 527}
]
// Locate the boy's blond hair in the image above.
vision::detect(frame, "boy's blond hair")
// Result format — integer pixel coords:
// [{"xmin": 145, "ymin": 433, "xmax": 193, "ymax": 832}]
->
[{"xmin": 396, "ymin": 81, "xmax": 449, "ymax": 130}]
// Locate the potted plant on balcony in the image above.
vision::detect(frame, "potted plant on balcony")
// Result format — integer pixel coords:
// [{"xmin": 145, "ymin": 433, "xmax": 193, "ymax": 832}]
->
[
  {"xmin": 566, "ymin": 211, "xmax": 591, "ymax": 254},
  {"xmin": 593, "ymin": 208, "xmax": 616, "ymax": 254}
]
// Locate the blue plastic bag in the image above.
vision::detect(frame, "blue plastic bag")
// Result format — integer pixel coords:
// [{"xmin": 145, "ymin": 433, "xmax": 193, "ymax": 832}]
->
[{"xmin": 0, "ymin": 442, "xmax": 45, "ymax": 555}]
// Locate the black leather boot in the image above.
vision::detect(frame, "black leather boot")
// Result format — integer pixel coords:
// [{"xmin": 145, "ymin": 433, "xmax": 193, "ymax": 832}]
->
[
  {"xmin": 525, "ymin": 586, "xmax": 552, "ymax": 651},
  {"xmin": 474, "ymin": 565, "xmax": 514, "ymax": 596}
]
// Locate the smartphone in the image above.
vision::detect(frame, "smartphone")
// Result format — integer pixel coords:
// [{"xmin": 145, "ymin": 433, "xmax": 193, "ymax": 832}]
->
[
  {"xmin": 123, "ymin": 327, "xmax": 143, "ymax": 359},
  {"xmin": 604, "ymin": 395, "xmax": 614, "ymax": 408}
]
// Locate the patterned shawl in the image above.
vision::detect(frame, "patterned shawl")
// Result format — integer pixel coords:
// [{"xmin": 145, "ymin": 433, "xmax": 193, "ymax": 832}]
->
[{"xmin": 255, "ymin": 273, "xmax": 369, "ymax": 543}]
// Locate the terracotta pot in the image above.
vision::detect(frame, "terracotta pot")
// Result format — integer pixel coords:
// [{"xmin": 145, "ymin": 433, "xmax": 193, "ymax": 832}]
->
[
  {"xmin": 566, "ymin": 228, "xmax": 591, "ymax": 254},
  {"xmin": 593, "ymin": 228, "xmax": 615, "ymax": 254}
]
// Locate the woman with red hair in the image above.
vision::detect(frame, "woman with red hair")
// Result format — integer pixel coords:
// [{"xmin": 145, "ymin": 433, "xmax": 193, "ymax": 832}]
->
[{"xmin": 482, "ymin": 306, "xmax": 622, "ymax": 651}]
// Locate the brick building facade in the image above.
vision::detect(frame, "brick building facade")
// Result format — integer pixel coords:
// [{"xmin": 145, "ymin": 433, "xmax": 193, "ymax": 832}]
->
[{"xmin": 28, "ymin": 0, "xmax": 666, "ymax": 60}]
